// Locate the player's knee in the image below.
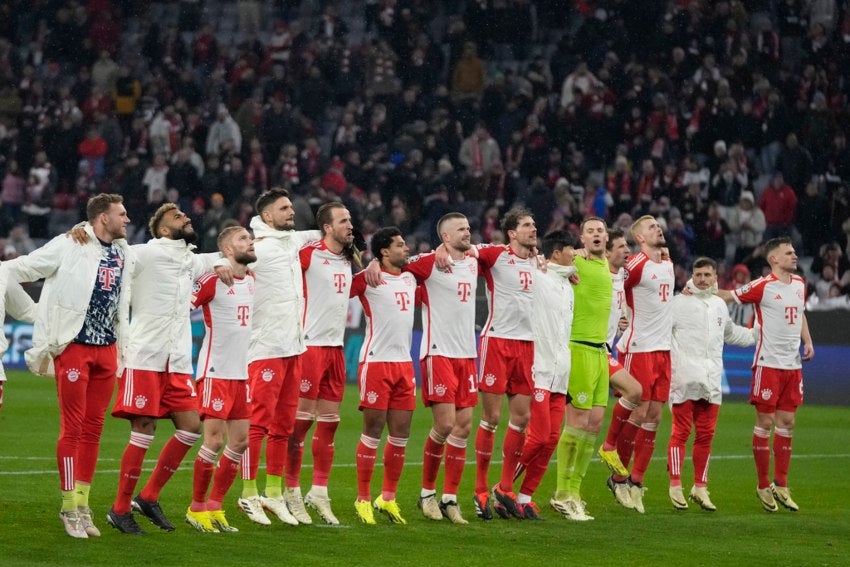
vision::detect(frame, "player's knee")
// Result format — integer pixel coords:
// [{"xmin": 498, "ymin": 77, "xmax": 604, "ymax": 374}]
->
[{"xmin": 131, "ymin": 416, "xmax": 156, "ymax": 435}]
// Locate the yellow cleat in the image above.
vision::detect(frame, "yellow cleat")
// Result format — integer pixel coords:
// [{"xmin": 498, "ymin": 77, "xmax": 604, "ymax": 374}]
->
[
  {"xmin": 209, "ymin": 509, "xmax": 239, "ymax": 532},
  {"xmin": 185, "ymin": 508, "xmax": 219, "ymax": 533},
  {"xmin": 354, "ymin": 499, "xmax": 376, "ymax": 525},
  {"xmin": 373, "ymin": 496, "xmax": 407, "ymax": 525},
  {"xmin": 598, "ymin": 447, "xmax": 629, "ymax": 477}
]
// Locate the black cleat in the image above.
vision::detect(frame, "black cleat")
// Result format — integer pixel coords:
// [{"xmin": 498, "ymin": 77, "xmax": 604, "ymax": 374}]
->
[
  {"xmin": 107, "ymin": 508, "xmax": 145, "ymax": 535},
  {"xmin": 472, "ymin": 491, "xmax": 493, "ymax": 521},
  {"xmin": 132, "ymin": 495, "xmax": 176, "ymax": 531}
]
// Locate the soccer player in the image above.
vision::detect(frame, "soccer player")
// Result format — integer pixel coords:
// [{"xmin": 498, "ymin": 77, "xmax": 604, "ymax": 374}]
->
[
  {"xmin": 5, "ymin": 193, "xmax": 133, "ymax": 538},
  {"xmin": 472, "ymin": 207, "xmax": 538, "ymax": 520},
  {"xmin": 404, "ymin": 213, "xmax": 478, "ymax": 524},
  {"xmin": 284, "ymin": 202, "xmax": 358, "ymax": 525},
  {"xmin": 237, "ymin": 188, "xmax": 320, "ymax": 526},
  {"xmin": 185, "ymin": 226, "xmax": 256, "ymax": 533},
  {"xmin": 514, "ymin": 230, "xmax": 576, "ymax": 520},
  {"xmin": 350, "ymin": 227, "xmax": 416, "ymax": 525},
  {"xmin": 0, "ymin": 266, "xmax": 36, "ymax": 412},
  {"xmin": 667, "ymin": 257, "xmax": 755, "ymax": 511},
  {"xmin": 549, "ymin": 217, "xmax": 612, "ymax": 521},
  {"xmin": 716, "ymin": 237, "xmax": 813, "ymax": 512},
  {"xmin": 609, "ymin": 215, "xmax": 675, "ymax": 513},
  {"xmin": 108, "ymin": 203, "xmax": 231, "ymax": 535}
]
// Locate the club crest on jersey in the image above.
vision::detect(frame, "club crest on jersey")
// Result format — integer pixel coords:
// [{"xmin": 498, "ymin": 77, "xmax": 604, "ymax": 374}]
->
[
  {"xmin": 261, "ymin": 368, "xmax": 275, "ymax": 382},
  {"xmin": 212, "ymin": 398, "xmax": 224, "ymax": 412},
  {"xmin": 760, "ymin": 388, "xmax": 773, "ymax": 401},
  {"xmin": 740, "ymin": 283, "xmax": 751, "ymax": 294},
  {"xmin": 300, "ymin": 380, "xmax": 311, "ymax": 393},
  {"xmin": 402, "ymin": 273, "xmax": 416, "ymax": 287},
  {"xmin": 534, "ymin": 389, "xmax": 546, "ymax": 403},
  {"xmin": 193, "ymin": 281, "xmax": 201, "ymax": 293},
  {"xmin": 484, "ymin": 373, "xmax": 496, "ymax": 387},
  {"xmin": 608, "ymin": 356, "xmax": 618, "ymax": 367},
  {"xmin": 66, "ymin": 368, "xmax": 81, "ymax": 383},
  {"xmin": 717, "ymin": 317, "xmax": 723, "ymax": 327},
  {"xmin": 434, "ymin": 383, "xmax": 447, "ymax": 397},
  {"xmin": 134, "ymin": 395, "xmax": 148, "ymax": 409},
  {"xmin": 366, "ymin": 390, "xmax": 379, "ymax": 404}
]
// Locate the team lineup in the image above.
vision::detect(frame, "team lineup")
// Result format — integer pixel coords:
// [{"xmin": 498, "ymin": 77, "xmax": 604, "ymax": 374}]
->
[{"xmin": 0, "ymin": 189, "xmax": 813, "ymax": 537}]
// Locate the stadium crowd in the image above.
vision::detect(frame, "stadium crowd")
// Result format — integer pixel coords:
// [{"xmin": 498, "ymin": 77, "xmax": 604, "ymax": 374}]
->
[{"xmin": 2, "ymin": 1, "xmax": 850, "ymax": 301}]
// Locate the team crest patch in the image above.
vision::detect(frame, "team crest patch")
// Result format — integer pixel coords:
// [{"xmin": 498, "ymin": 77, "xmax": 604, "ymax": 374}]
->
[
  {"xmin": 261, "ymin": 369, "xmax": 274, "ymax": 382},
  {"xmin": 534, "ymin": 389, "xmax": 546, "ymax": 403},
  {"xmin": 576, "ymin": 392, "xmax": 589, "ymax": 404},
  {"xmin": 193, "ymin": 281, "xmax": 201, "ymax": 294},
  {"xmin": 300, "ymin": 380, "xmax": 311, "ymax": 393},
  {"xmin": 212, "ymin": 398, "xmax": 224, "ymax": 412},
  {"xmin": 608, "ymin": 356, "xmax": 618, "ymax": 367},
  {"xmin": 134, "ymin": 395, "xmax": 148, "ymax": 409},
  {"xmin": 66, "ymin": 368, "xmax": 80, "ymax": 383},
  {"xmin": 484, "ymin": 373, "xmax": 496, "ymax": 387},
  {"xmin": 434, "ymin": 384, "xmax": 447, "ymax": 397},
  {"xmin": 366, "ymin": 390, "xmax": 379, "ymax": 404},
  {"xmin": 761, "ymin": 388, "xmax": 773, "ymax": 401}
]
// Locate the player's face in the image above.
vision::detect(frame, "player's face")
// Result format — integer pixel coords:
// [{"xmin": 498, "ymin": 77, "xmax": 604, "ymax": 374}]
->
[
  {"xmin": 510, "ymin": 216, "xmax": 537, "ymax": 249},
  {"xmin": 442, "ymin": 217, "xmax": 471, "ymax": 252},
  {"xmin": 383, "ymin": 235, "xmax": 410, "ymax": 269},
  {"xmin": 102, "ymin": 203, "xmax": 130, "ymax": 240},
  {"xmin": 265, "ymin": 197, "xmax": 295, "ymax": 231},
  {"xmin": 161, "ymin": 208, "xmax": 198, "ymax": 243},
  {"xmin": 326, "ymin": 207, "xmax": 354, "ymax": 246},
  {"xmin": 580, "ymin": 220, "xmax": 608, "ymax": 256},
  {"xmin": 550, "ymin": 245, "xmax": 575, "ymax": 267},
  {"xmin": 229, "ymin": 228, "xmax": 257, "ymax": 265},
  {"xmin": 606, "ymin": 236, "xmax": 629, "ymax": 268},
  {"xmin": 692, "ymin": 265, "xmax": 717, "ymax": 290},
  {"xmin": 770, "ymin": 243, "xmax": 798, "ymax": 273},
  {"xmin": 637, "ymin": 218, "xmax": 665, "ymax": 248}
]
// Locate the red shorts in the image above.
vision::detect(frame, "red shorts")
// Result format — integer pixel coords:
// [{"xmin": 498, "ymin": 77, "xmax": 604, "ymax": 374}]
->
[
  {"xmin": 477, "ymin": 336, "xmax": 534, "ymax": 396},
  {"xmin": 607, "ymin": 353, "xmax": 625, "ymax": 377},
  {"xmin": 299, "ymin": 346, "xmax": 346, "ymax": 402},
  {"xmin": 750, "ymin": 366, "xmax": 803, "ymax": 413},
  {"xmin": 620, "ymin": 350, "xmax": 671, "ymax": 402},
  {"xmin": 421, "ymin": 356, "xmax": 478, "ymax": 408},
  {"xmin": 113, "ymin": 365, "xmax": 196, "ymax": 419},
  {"xmin": 525, "ymin": 389, "xmax": 567, "ymax": 449},
  {"xmin": 248, "ymin": 356, "xmax": 301, "ymax": 435},
  {"xmin": 357, "ymin": 361, "xmax": 416, "ymax": 411},
  {"xmin": 198, "ymin": 378, "xmax": 251, "ymax": 421}
]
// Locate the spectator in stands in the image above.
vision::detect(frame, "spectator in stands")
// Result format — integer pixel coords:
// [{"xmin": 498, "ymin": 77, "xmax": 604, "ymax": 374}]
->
[
  {"xmin": 726, "ymin": 190, "xmax": 767, "ymax": 264},
  {"xmin": 451, "ymin": 42, "xmax": 485, "ymax": 101},
  {"xmin": 760, "ymin": 173, "xmax": 798, "ymax": 241}
]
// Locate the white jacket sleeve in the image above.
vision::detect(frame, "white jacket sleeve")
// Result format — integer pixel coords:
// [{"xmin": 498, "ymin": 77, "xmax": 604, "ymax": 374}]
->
[
  {"xmin": 3, "ymin": 236, "xmax": 66, "ymax": 283},
  {"xmin": 5, "ymin": 280, "xmax": 35, "ymax": 323},
  {"xmin": 723, "ymin": 312, "xmax": 756, "ymax": 347}
]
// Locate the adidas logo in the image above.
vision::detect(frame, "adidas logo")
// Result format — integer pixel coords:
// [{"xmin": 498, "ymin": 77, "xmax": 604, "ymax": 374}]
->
[
  {"xmin": 651, "ymin": 274, "xmax": 657, "ymax": 280},
  {"xmin": 227, "ymin": 288, "xmax": 235, "ymax": 295},
  {"xmin": 323, "ymin": 259, "xmax": 330, "ymax": 265},
  {"xmin": 774, "ymin": 294, "xmax": 782, "ymax": 300},
  {"xmin": 508, "ymin": 259, "xmax": 515, "ymax": 265}
]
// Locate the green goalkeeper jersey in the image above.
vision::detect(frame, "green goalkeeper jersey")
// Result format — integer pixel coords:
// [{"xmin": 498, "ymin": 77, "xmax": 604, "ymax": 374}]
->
[{"xmin": 570, "ymin": 255, "xmax": 612, "ymax": 344}]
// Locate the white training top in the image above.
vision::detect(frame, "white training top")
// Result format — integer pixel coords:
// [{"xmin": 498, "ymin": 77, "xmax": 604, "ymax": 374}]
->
[{"xmin": 531, "ymin": 265, "xmax": 575, "ymax": 394}]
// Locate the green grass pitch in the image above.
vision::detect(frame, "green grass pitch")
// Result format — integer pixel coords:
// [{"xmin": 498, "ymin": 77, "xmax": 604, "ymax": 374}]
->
[{"xmin": 1, "ymin": 371, "xmax": 848, "ymax": 566}]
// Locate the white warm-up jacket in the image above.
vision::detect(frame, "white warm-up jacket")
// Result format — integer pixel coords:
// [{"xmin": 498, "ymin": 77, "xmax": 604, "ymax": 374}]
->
[
  {"xmin": 670, "ymin": 280, "xmax": 756, "ymax": 405},
  {"xmin": 4, "ymin": 224, "xmax": 135, "ymax": 376},
  {"xmin": 122, "ymin": 238, "xmax": 220, "ymax": 374},
  {"xmin": 531, "ymin": 263, "xmax": 576, "ymax": 394},
  {"xmin": 0, "ymin": 264, "xmax": 36, "ymax": 380},
  {"xmin": 248, "ymin": 216, "xmax": 320, "ymax": 362}
]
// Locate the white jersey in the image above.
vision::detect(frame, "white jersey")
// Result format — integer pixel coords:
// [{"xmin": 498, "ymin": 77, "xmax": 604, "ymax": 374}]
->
[
  {"xmin": 405, "ymin": 253, "xmax": 478, "ymax": 359},
  {"xmin": 607, "ymin": 267, "xmax": 626, "ymax": 348},
  {"xmin": 531, "ymin": 264, "xmax": 575, "ymax": 394},
  {"xmin": 300, "ymin": 240, "xmax": 352, "ymax": 347},
  {"xmin": 619, "ymin": 252, "xmax": 675, "ymax": 353},
  {"xmin": 350, "ymin": 270, "xmax": 416, "ymax": 362},
  {"xmin": 478, "ymin": 245, "xmax": 536, "ymax": 341},
  {"xmin": 192, "ymin": 272, "xmax": 254, "ymax": 380},
  {"xmin": 733, "ymin": 273, "xmax": 806, "ymax": 369}
]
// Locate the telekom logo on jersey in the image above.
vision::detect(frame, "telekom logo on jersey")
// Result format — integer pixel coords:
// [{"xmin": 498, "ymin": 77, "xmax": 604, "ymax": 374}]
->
[
  {"xmin": 785, "ymin": 306, "xmax": 798, "ymax": 325},
  {"xmin": 658, "ymin": 283, "xmax": 670, "ymax": 302},
  {"xmin": 333, "ymin": 273, "xmax": 347, "ymax": 294},
  {"xmin": 237, "ymin": 305, "xmax": 250, "ymax": 326},
  {"xmin": 457, "ymin": 281, "xmax": 472, "ymax": 302},
  {"xmin": 394, "ymin": 291, "xmax": 411, "ymax": 311},
  {"xmin": 98, "ymin": 266, "xmax": 117, "ymax": 291},
  {"xmin": 518, "ymin": 271, "xmax": 532, "ymax": 291}
]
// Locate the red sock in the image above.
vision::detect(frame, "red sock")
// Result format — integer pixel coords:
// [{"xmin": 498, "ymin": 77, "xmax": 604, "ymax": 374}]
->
[
  {"xmin": 615, "ymin": 421, "xmax": 639, "ymax": 482},
  {"xmin": 422, "ymin": 431, "xmax": 446, "ymax": 492},
  {"xmin": 443, "ymin": 435, "xmax": 467, "ymax": 496},
  {"xmin": 285, "ymin": 418, "xmax": 314, "ymax": 488},
  {"xmin": 243, "ymin": 426, "xmax": 266, "ymax": 481},
  {"xmin": 753, "ymin": 427, "xmax": 771, "ymax": 489},
  {"xmin": 604, "ymin": 399, "xmax": 636, "ymax": 450},
  {"xmin": 355, "ymin": 435, "xmax": 379, "ymax": 501},
  {"xmin": 630, "ymin": 425, "xmax": 657, "ymax": 485},
  {"xmin": 312, "ymin": 418, "xmax": 339, "ymax": 487},
  {"xmin": 113, "ymin": 432, "xmax": 153, "ymax": 514},
  {"xmin": 519, "ymin": 439, "xmax": 556, "ymax": 497},
  {"xmin": 266, "ymin": 433, "xmax": 287, "ymax": 477},
  {"xmin": 140, "ymin": 430, "xmax": 200, "ymax": 502},
  {"xmin": 773, "ymin": 428, "xmax": 793, "ymax": 487},
  {"xmin": 382, "ymin": 436, "xmax": 407, "ymax": 501},
  {"xmin": 192, "ymin": 445, "xmax": 217, "ymax": 507},
  {"xmin": 499, "ymin": 423, "xmax": 525, "ymax": 493},
  {"xmin": 208, "ymin": 447, "xmax": 243, "ymax": 509},
  {"xmin": 474, "ymin": 422, "xmax": 496, "ymax": 494}
]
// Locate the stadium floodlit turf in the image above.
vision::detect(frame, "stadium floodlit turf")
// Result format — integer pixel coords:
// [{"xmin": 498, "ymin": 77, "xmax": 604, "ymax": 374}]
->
[{"xmin": 1, "ymin": 371, "xmax": 847, "ymax": 566}]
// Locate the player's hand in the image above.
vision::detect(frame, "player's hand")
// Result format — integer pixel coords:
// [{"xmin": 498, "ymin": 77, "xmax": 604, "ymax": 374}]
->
[
  {"xmin": 66, "ymin": 225, "xmax": 89, "ymax": 245},
  {"xmin": 681, "ymin": 286, "xmax": 693, "ymax": 296},
  {"xmin": 569, "ymin": 272, "xmax": 580, "ymax": 285},
  {"xmin": 214, "ymin": 263, "xmax": 234, "ymax": 286},
  {"xmin": 574, "ymin": 248, "xmax": 589, "ymax": 259},
  {"xmin": 802, "ymin": 342, "xmax": 815, "ymax": 361},
  {"xmin": 537, "ymin": 254, "xmax": 548, "ymax": 273},
  {"xmin": 364, "ymin": 258, "xmax": 384, "ymax": 287},
  {"xmin": 618, "ymin": 315, "xmax": 628, "ymax": 332},
  {"xmin": 434, "ymin": 243, "xmax": 453, "ymax": 270}
]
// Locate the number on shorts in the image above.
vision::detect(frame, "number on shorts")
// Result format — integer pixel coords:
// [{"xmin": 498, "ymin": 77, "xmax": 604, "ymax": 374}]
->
[
  {"xmin": 468, "ymin": 374, "xmax": 476, "ymax": 393},
  {"xmin": 186, "ymin": 378, "xmax": 197, "ymax": 397}
]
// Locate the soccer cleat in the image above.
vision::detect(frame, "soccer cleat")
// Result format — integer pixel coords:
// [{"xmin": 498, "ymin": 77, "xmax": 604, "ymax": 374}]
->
[
  {"xmin": 185, "ymin": 508, "xmax": 219, "ymax": 533},
  {"xmin": 60, "ymin": 510, "xmax": 88, "ymax": 538},
  {"xmin": 237, "ymin": 496, "xmax": 272, "ymax": 525},
  {"xmin": 472, "ymin": 491, "xmax": 493, "ymax": 521},
  {"xmin": 418, "ymin": 493, "xmax": 443, "ymax": 521},
  {"xmin": 549, "ymin": 496, "xmax": 590, "ymax": 521},
  {"xmin": 576, "ymin": 499, "xmax": 595, "ymax": 521},
  {"xmin": 132, "ymin": 495, "xmax": 176, "ymax": 531},
  {"xmin": 770, "ymin": 483, "xmax": 799, "ymax": 512},
  {"xmin": 492, "ymin": 499, "xmax": 510, "ymax": 519},
  {"xmin": 669, "ymin": 486, "xmax": 689, "ymax": 510},
  {"xmin": 354, "ymin": 499, "xmax": 376, "ymax": 525},
  {"xmin": 283, "ymin": 488, "xmax": 313, "ymax": 525},
  {"xmin": 208, "ymin": 509, "xmax": 239, "ymax": 532},
  {"xmin": 438, "ymin": 499, "xmax": 469, "ymax": 524},
  {"xmin": 606, "ymin": 475, "xmax": 634, "ymax": 509},
  {"xmin": 374, "ymin": 496, "xmax": 407, "ymax": 525},
  {"xmin": 77, "ymin": 506, "xmax": 101, "ymax": 537},
  {"xmin": 689, "ymin": 486, "xmax": 717, "ymax": 511},
  {"xmin": 492, "ymin": 484, "xmax": 523, "ymax": 519},
  {"xmin": 598, "ymin": 447, "xmax": 630, "ymax": 477},
  {"xmin": 628, "ymin": 481, "xmax": 646, "ymax": 514},
  {"xmin": 305, "ymin": 491, "xmax": 340, "ymax": 525},
  {"xmin": 106, "ymin": 507, "xmax": 145, "ymax": 535},
  {"xmin": 519, "ymin": 501, "xmax": 545, "ymax": 521},
  {"xmin": 260, "ymin": 494, "xmax": 299, "ymax": 525},
  {"xmin": 756, "ymin": 487, "xmax": 779, "ymax": 512}
]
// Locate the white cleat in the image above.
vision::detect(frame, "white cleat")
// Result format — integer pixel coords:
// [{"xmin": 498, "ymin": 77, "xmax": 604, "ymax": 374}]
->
[
  {"xmin": 305, "ymin": 491, "xmax": 340, "ymax": 525},
  {"xmin": 689, "ymin": 486, "xmax": 717, "ymax": 511},
  {"xmin": 284, "ymin": 488, "xmax": 313, "ymax": 525},
  {"xmin": 549, "ymin": 496, "xmax": 591, "ymax": 521},
  {"xmin": 237, "ymin": 496, "xmax": 272, "ymax": 525},
  {"xmin": 607, "ymin": 475, "xmax": 634, "ymax": 509},
  {"xmin": 77, "ymin": 506, "xmax": 101, "ymax": 537},
  {"xmin": 669, "ymin": 486, "xmax": 688, "ymax": 510},
  {"xmin": 260, "ymin": 494, "xmax": 299, "ymax": 525},
  {"xmin": 756, "ymin": 487, "xmax": 778, "ymax": 512},
  {"xmin": 770, "ymin": 483, "xmax": 799, "ymax": 512},
  {"xmin": 60, "ymin": 510, "xmax": 88, "ymax": 539},
  {"xmin": 628, "ymin": 482, "xmax": 646, "ymax": 514},
  {"xmin": 418, "ymin": 493, "xmax": 443, "ymax": 521}
]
